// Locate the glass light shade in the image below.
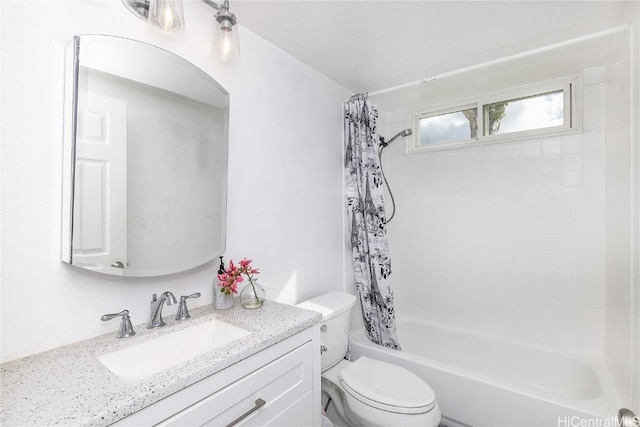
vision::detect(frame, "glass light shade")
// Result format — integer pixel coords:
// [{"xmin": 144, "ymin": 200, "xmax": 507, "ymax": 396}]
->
[
  {"xmin": 148, "ymin": 0, "xmax": 185, "ymax": 32},
  {"xmin": 213, "ymin": 24, "xmax": 240, "ymax": 63}
]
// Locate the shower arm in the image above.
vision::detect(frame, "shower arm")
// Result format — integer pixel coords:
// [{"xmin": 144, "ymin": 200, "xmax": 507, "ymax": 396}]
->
[{"xmin": 380, "ymin": 129, "xmax": 412, "ymax": 148}]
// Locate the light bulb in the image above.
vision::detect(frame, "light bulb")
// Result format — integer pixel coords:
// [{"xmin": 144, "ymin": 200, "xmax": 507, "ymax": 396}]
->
[
  {"xmin": 159, "ymin": 6, "xmax": 178, "ymax": 31},
  {"xmin": 220, "ymin": 30, "xmax": 234, "ymax": 60},
  {"xmin": 213, "ymin": 20, "xmax": 240, "ymax": 63},
  {"xmin": 148, "ymin": 0, "xmax": 184, "ymax": 32}
]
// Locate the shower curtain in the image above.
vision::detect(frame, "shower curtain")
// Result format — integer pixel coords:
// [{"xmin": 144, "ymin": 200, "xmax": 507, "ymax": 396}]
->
[{"xmin": 344, "ymin": 94, "xmax": 400, "ymax": 350}]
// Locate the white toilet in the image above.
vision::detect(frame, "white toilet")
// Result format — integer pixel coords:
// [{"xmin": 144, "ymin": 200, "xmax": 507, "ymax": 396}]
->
[{"xmin": 298, "ymin": 291, "xmax": 441, "ymax": 427}]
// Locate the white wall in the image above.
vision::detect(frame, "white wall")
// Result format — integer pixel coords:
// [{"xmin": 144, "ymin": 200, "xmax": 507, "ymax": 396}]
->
[{"xmin": 0, "ymin": 0, "xmax": 351, "ymax": 362}]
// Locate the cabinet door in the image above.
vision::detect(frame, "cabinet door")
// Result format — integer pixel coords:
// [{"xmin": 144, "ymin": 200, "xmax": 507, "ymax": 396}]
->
[
  {"xmin": 158, "ymin": 342, "xmax": 313, "ymax": 426},
  {"xmin": 263, "ymin": 392, "xmax": 313, "ymax": 426}
]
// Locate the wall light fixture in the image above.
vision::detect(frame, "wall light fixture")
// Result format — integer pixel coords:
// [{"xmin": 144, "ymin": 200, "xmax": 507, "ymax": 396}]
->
[
  {"xmin": 208, "ymin": 0, "xmax": 240, "ymax": 63},
  {"xmin": 121, "ymin": 0, "xmax": 240, "ymax": 62}
]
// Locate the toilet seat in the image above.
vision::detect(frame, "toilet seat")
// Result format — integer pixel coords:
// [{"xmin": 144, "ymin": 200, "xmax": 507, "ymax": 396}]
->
[{"xmin": 338, "ymin": 356, "xmax": 437, "ymax": 415}]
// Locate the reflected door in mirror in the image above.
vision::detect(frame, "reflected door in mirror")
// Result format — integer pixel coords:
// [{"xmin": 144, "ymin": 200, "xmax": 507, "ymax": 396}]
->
[{"xmin": 72, "ymin": 92, "xmax": 128, "ymax": 274}]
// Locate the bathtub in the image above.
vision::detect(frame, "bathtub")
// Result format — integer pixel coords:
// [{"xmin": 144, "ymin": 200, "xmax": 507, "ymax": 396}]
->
[{"xmin": 349, "ymin": 320, "xmax": 621, "ymax": 427}]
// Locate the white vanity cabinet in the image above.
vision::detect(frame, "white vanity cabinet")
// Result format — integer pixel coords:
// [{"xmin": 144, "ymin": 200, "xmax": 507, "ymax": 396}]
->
[{"xmin": 114, "ymin": 327, "xmax": 320, "ymax": 427}]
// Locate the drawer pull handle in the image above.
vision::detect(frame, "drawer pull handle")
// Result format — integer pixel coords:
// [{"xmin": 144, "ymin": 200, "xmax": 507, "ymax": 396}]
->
[{"xmin": 226, "ymin": 398, "xmax": 266, "ymax": 427}]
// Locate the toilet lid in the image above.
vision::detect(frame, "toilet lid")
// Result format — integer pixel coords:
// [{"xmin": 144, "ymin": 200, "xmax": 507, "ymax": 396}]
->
[{"xmin": 339, "ymin": 356, "xmax": 436, "ymax": 414}]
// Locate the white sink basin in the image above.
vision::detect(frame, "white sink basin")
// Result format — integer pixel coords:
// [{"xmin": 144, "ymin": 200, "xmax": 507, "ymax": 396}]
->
[{"xmin": 97, "ymin": 319, "xmax": 250, "ymax": 384}]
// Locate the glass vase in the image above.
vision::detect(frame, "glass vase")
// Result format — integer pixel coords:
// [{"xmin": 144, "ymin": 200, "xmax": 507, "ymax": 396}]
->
[
  {"xmin": 213, "ymin": 287, "xmax": 234, "ymax": 310},
  {"xmin": 240, "ymin": 280, "xmax": 265, "ymax": 309}
]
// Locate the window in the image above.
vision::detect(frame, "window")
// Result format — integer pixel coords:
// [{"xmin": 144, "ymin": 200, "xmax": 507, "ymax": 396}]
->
[
  {"xmin": 484, "ymin": 90, "xmax": 564, "ymax": 136},
  {"xmin": 419, "ymin": 107, "xmax": 476, "ymax": 146},
  {"xmin": 413, "ymin": 80, "xmax": 574, "ymax": 151}
]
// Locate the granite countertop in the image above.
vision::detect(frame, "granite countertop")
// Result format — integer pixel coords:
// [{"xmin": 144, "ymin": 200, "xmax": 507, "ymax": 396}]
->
[{"xmin": 0, "ymin": 300, "xmax": 321, "ymax": 426}]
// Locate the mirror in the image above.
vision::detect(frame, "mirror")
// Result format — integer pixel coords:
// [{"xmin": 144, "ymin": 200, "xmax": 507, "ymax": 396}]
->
[{"xmin": 62, "ymin": 35, "xmax": 229, "ymax": 277}]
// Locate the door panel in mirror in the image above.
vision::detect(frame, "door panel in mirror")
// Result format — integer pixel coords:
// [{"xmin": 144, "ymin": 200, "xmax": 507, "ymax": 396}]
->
[
  {"xmin": 72, "ymin": 91, "xmax": 128, "ymax": 274},
  {"xmin": 62, "ymin": 35, "xmax": 229, "ymax": 277}
]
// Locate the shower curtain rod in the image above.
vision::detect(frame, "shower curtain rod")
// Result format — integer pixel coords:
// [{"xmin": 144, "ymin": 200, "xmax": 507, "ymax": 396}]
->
[{"xmin": 366, "ymin": 23, "xmax": 630, "ymax": 98}]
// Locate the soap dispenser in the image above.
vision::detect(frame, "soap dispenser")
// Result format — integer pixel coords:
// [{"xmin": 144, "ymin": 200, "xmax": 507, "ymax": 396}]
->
[{"xmin": 213, "ymin": 256, "xmax": 234, "ymax": 309}]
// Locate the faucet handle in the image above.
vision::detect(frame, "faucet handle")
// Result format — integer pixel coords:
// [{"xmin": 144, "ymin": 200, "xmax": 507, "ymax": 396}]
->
[
  {"xmin": 101, "ymin": 310, "xmax": 136, "ymax": 338},
  {"xmin": 176, "ymin": 292, "xmax": 201, "ymax": 320},
  {"xmin": 183, "ymin": 292, "xmax": 201, "ymax": 300}
]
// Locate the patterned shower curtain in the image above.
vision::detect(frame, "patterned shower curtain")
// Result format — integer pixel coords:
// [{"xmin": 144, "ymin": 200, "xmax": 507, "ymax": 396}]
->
[{"xmin": 344, "ymin": 94, "xmax": 400, "ymax": 350}]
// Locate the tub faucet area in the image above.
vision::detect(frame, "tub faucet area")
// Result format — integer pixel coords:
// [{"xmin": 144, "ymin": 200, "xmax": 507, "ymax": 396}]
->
[{"xmin": 147, "ymin": 291, "xmax": 177, "ymax": 329}]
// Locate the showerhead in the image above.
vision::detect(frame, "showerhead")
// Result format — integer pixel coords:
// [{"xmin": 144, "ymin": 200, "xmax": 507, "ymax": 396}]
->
[
  {"xmin": 399, "ymin": 128, "xmax": 413, "ymax": 138},
  {"xmin": 380, "ymin": 128, "xmax": 413, "ymax": 147}
]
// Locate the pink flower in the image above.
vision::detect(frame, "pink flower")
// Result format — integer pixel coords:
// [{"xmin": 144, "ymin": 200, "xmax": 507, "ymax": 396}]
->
[
  {"xmin": 218, "ymin": 260, "xmax": 241, "ymax": 295},
  {"xmin": 217, "ymin": 258, "xmax": 260, "ymax": 295},
  {"xmin": 239, "ymin": 258, "xmax": 260, "ymax": 277}
]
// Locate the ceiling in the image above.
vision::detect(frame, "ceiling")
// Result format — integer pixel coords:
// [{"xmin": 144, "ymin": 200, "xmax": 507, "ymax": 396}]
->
[{"xmin": 230, "ymin": 1, "xmax": 632, "ymax": 110}]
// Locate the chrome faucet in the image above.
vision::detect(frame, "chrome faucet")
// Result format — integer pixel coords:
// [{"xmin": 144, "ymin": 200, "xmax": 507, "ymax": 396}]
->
[{"xmin": 147, "ymin": 291, "xmax": 177, "ymax": 329}]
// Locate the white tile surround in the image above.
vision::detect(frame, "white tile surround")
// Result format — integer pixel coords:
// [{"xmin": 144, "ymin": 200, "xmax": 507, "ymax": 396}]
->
[
  {"xmin": 383, "ymin": 74, "xmax": 609, "ymax": 356},
  {"xmin": 378, "ymin": 7, "xmax": 639, "ymax": 408},
  {"xmin": 603, "ymin": 20, "xmax": 635, "ymax": 408}
]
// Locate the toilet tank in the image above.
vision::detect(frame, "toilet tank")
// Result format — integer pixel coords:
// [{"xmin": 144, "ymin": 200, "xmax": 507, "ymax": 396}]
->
[{"xmin": 297, "ymin": 291, "xmax": 357, "ymax": 371}]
